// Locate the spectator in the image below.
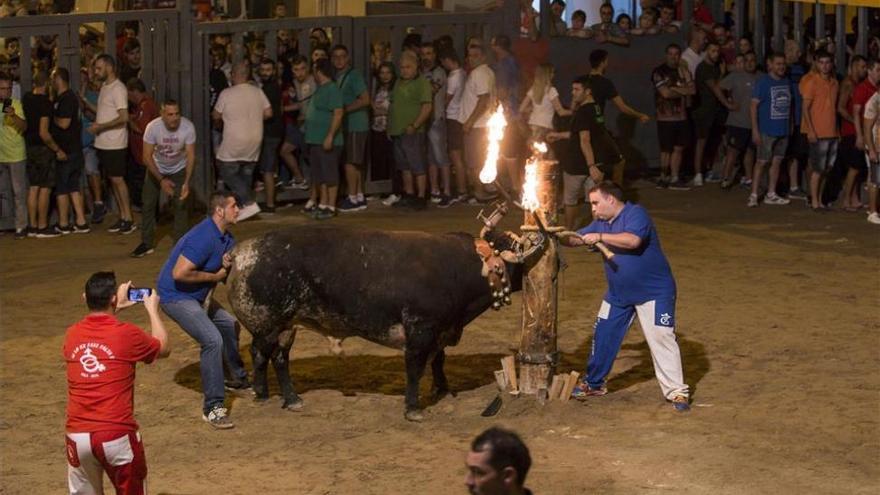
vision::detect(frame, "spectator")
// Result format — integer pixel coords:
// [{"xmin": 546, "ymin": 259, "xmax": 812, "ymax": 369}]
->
[
  {"xmin": 682, "ymin": 28, "xmax": 706, "ymax": 79},
  {"xmin": 783, "ymin": 39, "xmax": 808, "ymax": 199},
  {"xmin": 713, "ymin": 24, "xmax": 737, "ymax": 67},
  {"xmin": 692, "ymin": 42, "xmax": 734, "ymax": 186},
  {"xmin": 616, "ymin": 14, "xmax": 633, "ymax": 34},
  {"xmin": 519, "ymin": 63, "xmax": 568, "ymax": 143},
  {"xmin": 79, "ymin": 64, "xmax": 106, "ymax": 223},
  {"xmin": 389, "ymin": 51, "xmax": 432, "ymax": 210},
  {"xmin": 309, "ymin": 28, "xmax": 330, "ymax": 50},
  {"xmin": 631, "ymin": 12, "xmax": 660, "ymax": 36},
  {"xmin": 212, "ymin": 61, "xmax": 271, "ymax": 221},
  {"xmin": 421, "ymin": 41, "xmax": 451, "ymax": 205},
  {"xmin": 370, "ymin": 40, "xmax": 391, "ymax": 75},
  {"xmin": 546, "ymin": 76, "xmax": 623, "ymax": 230},
  {"xmin": 800, "ymin": 51, "xmax": 839, "ymax": 211},
  {"xmin": 863, "ymin": 85, "xmax": 880, "ymax": 224},
  {"xmin": 370, "ymin": 61, "xmax": 399, "ymax": 206},
  {"xmin": 279, "ymin": 54, "xmax": 311, "ymax": 191},
  {"xmin": 0, "ymin": 71, "xmax": 28, "ymax": 239},
  {"xmin": 272, "ymin": 1, "xmax": 286, "ymax": 18},
  {"xmin": 852, "ymin": 59, "xmax": 880, "ymax": 218},
  {"xmin": 276, "ymin": 29, "xmax": 295, "ymax": 59},
  {"xmin": 492, "ymin": 34, "xmax": 526, "ymax": 194},
  {"xmin": 257, "ymin": 57, "xmax": 283, "ymax": 213},
  {"xmin": 119, "ymin": 38, "xmax": 141, "ymax": 87},
  {"xmin": 837, "ymin": 56, "xmax": 867, "ymax": 211},
  {"xmin": 749, "ymin": 52, "xmax": 793, "ymax": 207},
  {"xmin": 657, "ymin": 4, "xmax": 681, "ymax": 34},
  {"xmin": 652, "ymin": 43, "xmax": 695, "ymax": 190},
  {"xmin": 587, "ymin": 49, "xmax": 651, "ymax": 123},
  {"xmin": 50, "ymin": 67, "xmax": 89, "ymax": 234},
  {"xmin": 567, "ymin": 10, "xmax": 592, "ymax": 38},
  {"xmin": 402, "ymin": 32, "xmax": 423, "ymax": 58},
  {"xmin": 63, "ymin": 272, "xmax": 169, "ymax": 494},
  {"xmin": 691, "ymin": 0, "xmax": 715, "ymax": 32},
  {"xmin": 131, "ymin": 99, "xmax": 195, "ymax": 258},
  {"xmin": 126, "ymin": 78, "xmax": 158, "ymax": 211},
  {"xmin": 89, "ymin": 54, "xmax": 136, "ymax": 234},
  {"xmin": 719, "ymin": 51, "xmax": 759, "ymax": 189},
  {"xmin": 23, "ymin": 71, "xmax": 60, "ymax": 238},
  {"xmin": 549, "ymin": 0, "xmax": 567, "ymax": 37},
  {"xmin": 738, "ymin": 36, "xmax": 753, "ymax": 57},
  {"xmin": 310, "ymin": 46, "xmax": 328, "ymax": 64},
  {"xmin": 302, "ymin": 58, "xmax": 343, "ymax": 219},
  {"xmin": 591, "ymin": 3, "xmax": 629, "ymax": 47},
  {"xmin": 331, "ymin": 45, "xmax": 371, "ymax": 213},
  {"xmin": 518, "ymin": 0, "xmax": 539, "ymax": 40},
  {"xmin": 465, "ymin": 427, "xmax": 533, "ymax": 495},
  {"xmin": 157, "ymin": 191, "xmax": 248, "ymax": 429},
  {"xmin": 440, "ymin": 49, "xmax": 468, "ymax": 206},
  {"xmin": 459, "ymin": 43, "xmax": 496, "ymax": 203}
]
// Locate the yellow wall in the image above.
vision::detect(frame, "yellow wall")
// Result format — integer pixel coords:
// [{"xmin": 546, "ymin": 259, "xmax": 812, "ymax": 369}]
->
[{"xmin": 298, "ymin": 0, "xmax": 431, "ymax": 17}]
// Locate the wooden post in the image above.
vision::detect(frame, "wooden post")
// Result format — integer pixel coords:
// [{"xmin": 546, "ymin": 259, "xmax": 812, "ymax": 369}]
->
[{"xmin": 518, "ymin": 159, "xmax": 559, "ymax": 395}]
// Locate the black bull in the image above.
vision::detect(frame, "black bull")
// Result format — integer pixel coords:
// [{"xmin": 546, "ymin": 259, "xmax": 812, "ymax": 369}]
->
[{"xmin": 227, "ymin": 225, "xmax": 522, "ymax": 421}]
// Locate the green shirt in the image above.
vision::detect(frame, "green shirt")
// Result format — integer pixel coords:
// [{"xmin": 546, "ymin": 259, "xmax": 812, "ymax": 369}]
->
[
  {"xmin": 304, "ymin": 81, "xmax": 343, "ymax": 146},
  {"xmin": 335, "ymin": 67, "xmax": 370, "ymax": 133},
  {"xmin": 388, "ymin": 76, "xmax": 432, "ymax": 137},
  {"xmin": 0, "ymin": 99, "xmax": 26, "ymax": 162}
]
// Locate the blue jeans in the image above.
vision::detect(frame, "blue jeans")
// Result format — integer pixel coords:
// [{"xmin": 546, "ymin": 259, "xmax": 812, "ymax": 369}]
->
[
  {"xmin": 161, "ymin": 298, "xmax": 248, "ymax": 413},
  {"xmin": 217, "ymin": 160, "xmax": 256, "ymax": 205}
]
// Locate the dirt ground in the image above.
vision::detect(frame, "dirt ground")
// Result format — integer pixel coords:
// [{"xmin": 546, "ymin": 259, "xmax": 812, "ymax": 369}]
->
[{"xmin": 1, "ymin": 180, "xmax": 878, "ymax": 494}]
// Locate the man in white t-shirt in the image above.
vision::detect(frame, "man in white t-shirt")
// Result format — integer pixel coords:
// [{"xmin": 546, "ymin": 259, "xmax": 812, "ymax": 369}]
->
[
  {"xmin": 681, "ymin": 29, "xmax": 706, "ymax": 79},
  {"xmin": 88, "ymin": 54, "xmax": 135, "ymax": 234},
  {"xmin": 131, "ymin": 100, "xmax": 196, "ymax": 257},
  {"xmin": 440, "ymin": 49, "xmax": 467, "ymax": 206},
  {"xmin": 458, "ymin": 44, "xmax": 496, "ymax": 203},
  {"xmin": 212, "ymin": 62, "xmax": 271, "ymax": 221},
  {"xmin": 863, "ymin": 89, "xmax": 880, "ymax": 225},
  {"xmin": 421, "ymin": 42, "xmax": 451, "ymax": 206}
]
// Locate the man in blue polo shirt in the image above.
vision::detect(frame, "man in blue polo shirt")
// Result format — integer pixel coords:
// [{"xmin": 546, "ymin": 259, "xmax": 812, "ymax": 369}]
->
[
  {"xmin": 157, "ymin": 190, "xmax": 250, "ymax": 429},
  {"xmin": 562, "ymin": 181, "xmax": 690, "ymax": 411}
]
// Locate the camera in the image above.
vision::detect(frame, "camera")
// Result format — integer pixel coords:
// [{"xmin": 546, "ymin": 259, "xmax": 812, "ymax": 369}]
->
[
  {"xmin": 2, "ymin": 98, "xmax": 12, "ymax": 112},
  {"xmin": 127, "ymin": 287, "xmax": 153, "ymax": 302}
]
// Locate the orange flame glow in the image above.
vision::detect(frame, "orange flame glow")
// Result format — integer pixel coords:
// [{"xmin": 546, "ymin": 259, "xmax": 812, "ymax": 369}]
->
[
  {"xmin": 478, "ymin": 106, "xmax": 507, "ymax": 184},
  {"xmin": 520, "ymin": 142, "xmax": 548, "ymax": 212}
]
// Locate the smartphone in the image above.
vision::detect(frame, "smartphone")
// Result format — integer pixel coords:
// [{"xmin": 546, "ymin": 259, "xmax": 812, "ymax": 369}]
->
[
  {"xmin": 128, "ymin": 287, "xmax": 153, "ymax": 302},
  {"xmin": 2, "ymin": 99, "xmax": 11, "ymax": 112}
]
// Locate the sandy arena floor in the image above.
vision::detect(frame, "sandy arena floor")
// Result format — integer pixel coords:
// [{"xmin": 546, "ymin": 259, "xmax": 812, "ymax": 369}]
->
[{"xmin": 0, "ymin": 180, "xmax": 878, "ymax": 494}]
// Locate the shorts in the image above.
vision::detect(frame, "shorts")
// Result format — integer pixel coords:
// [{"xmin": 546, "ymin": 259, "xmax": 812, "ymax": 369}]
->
[
  {"xmin": 393, "ymin": 132, "xmax": 427, "ymax": 175},
  {"xmin": 808, "ymin": 138, "xmax": 838, "ymax": 173},
  {"xmin": 56, "ymin": 153, "xmax": 84, "ymax": 194},
  {"xmin": 259, "ymin": 137, "xmax": 281, "ymax": 174},
  {"xmin": 83, "ymin": 145, "xmax": 100, "ymax": 176},
  {"xmin": 725, "ymin": 126, "xmax": 752, "ymax": 153},
  {"xmin": 562, "ymin": 171, "xmax": 594, "ymax": 206},
  {"xmin": 446, "ymin": 119, "xmax": 464, "ymax": 152},
  {"xmin": 66, "ymin": 430, "xmax": 148, "ymax": 495},
  {"xmin": 656, "ymin": 120, "xmax": 689, "ymax": 152},
  {"xmin": 26, "ymin": 145, "xmax": 55, "ymax": 188},
  {"xmin": 465, "ymin": 127, "xmax": 488, "ymax": 169},
  {"xmin": 757, "ymin": 134, "xmax": 789, "ymax": 162},
  {"xmin": 501, "ymin": 122, "xmax": 528, "ymax": 159},
  {"xmin": 344, "ymin": 131, "xmax": 368, "ymax": 166},
  {"xmin": 529, "ymin": 125, "xmax": 550, "ymax": 143},
  {"xmin": 97, "ymin": 148, "xmax": 127, "ymax": 178},
  {"xmin": 427, "ymin": 119, "xmax": 450, "ymax": 167},
  {"xmin": 284, "ymin": 124, "xmax": 305, "ymax": 149},
  {"xmin": 692, "ymin": 109, "xmax": 725, "ymax": 139},
  {"xmin": 867, "ymin": 152, "xmax": 880, "ymax": 187},
  {"xmin": 838, "ymin": 135, "xmax": 864, "ymax": 171},
  {"xmin": 308, "ymin": 144, "xmax": 342, "ymax": 186}
]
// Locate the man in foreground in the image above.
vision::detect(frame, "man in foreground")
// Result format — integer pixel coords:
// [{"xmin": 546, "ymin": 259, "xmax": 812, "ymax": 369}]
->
[{"xmin": 465, "ymin": 427, "xmax": 533, "ymax": 495}]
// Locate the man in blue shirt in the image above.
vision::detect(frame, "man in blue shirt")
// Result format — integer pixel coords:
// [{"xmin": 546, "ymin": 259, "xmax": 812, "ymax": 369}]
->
[
  {"xmin": 562, "ymin": 182, "xmax": 690, "ymax": 411},
  {"xmin": 749, "ymin": 52, "xmax": 793, "ymax": 208},
  {"xmin": 157, "ymin": 190, "xmax": 249, "ymax": 429}
]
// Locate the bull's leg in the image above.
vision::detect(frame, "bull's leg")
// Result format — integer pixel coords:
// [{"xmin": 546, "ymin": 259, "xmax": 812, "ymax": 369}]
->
[
  {"xmin": 430, "ymin": 349, "xmax": 450, "ymax": 401},
  {"xmin": 273, "ymin": 327, "xmax": 304, "ymax": 411},
  {"xmin": 250, "ymin": 335, "xmax": 274, "ymax": 402},
  {"xmin": 404, "ymin": 343, "xmax": 432, "ymax": 422}
]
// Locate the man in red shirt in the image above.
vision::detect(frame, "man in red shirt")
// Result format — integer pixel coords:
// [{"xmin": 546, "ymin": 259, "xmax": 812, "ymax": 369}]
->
[
  {"xmin": 63, "ymin": 272, "xmax": 170, "ymax": 494},
  {"xmin": 126, "ymin": 78, "xmax": 159, "ymax": 210}
]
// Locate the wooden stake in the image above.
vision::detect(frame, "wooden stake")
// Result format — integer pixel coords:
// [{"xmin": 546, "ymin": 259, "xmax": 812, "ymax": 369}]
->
[
  {"xmin": 548, "ymin": 374, "xmax": 564, "ymax": 401},
  {"xmin": 501, "ymin": 356, "xmax": 518, "ymax": 393},
  {"xmin": 561, "ymin": 371, "xmax": 580, "ymax": 401},
  {"xmin": 494, "ymin": 370, "xmax": 509, "ymax": 392}
]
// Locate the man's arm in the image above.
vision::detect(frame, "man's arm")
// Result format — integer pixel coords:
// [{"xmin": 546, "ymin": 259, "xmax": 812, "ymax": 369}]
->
[
  {"xmin": 345, "ymin": 89, "xmax": 370, "ymax": 114},
  {"xmin": 707, "ymin": 78, "xmax": 734, "ymax": 110},
  {"xmin": 579, "ymin": 129, "xmax": 603, "ymax": 182},
  {"xmin": 464, "ymin": 93, "xmax": 490, "ymax": 132},
  {"xmin": 750, "ymin": 98, "xmax": 762, "ymax": 145},
  {"xmin": 4, "ymin": 105, "xmax": 26, "ymax": 133},
  {"xmin": 865, "ymin": 112, "xmax": 879, "ymax": 160},
  {"xmin": 90, "ymin": 107, "xmax": 128, "ymax": 134},
  {"xmin": 581, "ymin": 231, "xmax": 642, "ymax": 249},
  {"xmin": 323, "ymin": 108, "xmax": 343, "ymax": 150},
  {"xmin": 143, "ymin": 291, "xmax": 170, "ymax": 358},
  {"xmin": 142, "ymin": 142, "xmax": 165, "ymax": 182},
  {"xmin": 802, "ymin": 97, "xmax": 817, "ymax": 142},
  {"xmin": 411, "ymin": 102, "xmax": 432, "ymax": 131},
  {"xmin": 38, "ymin": 115, "xmax": 66, "ymax": 159},
  {"xmin": 182, "ymin": 142, "xmax": 195, "ymax": 200},
  {"xmin": 611, "ymin": 95, "xmax": 650, "ymax": 122},
  {"xmin": 837, "ymin": 80, "xmax": 855, "ymax": 125},
  {"xmin": 171, "ymin": 254, "xmax": 227, "ymax": 284}
]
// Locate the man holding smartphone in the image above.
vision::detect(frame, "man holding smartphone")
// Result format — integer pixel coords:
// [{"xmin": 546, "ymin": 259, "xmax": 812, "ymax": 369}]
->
[
  {"xmin": 157, "ymin": 190, "xmax": 250, "ymax": 429},
  {"xmin": 0, "ymin": 71, "xmax": 28, "ymax": 239},
  {"xmin": 63, "ymin": 271, "xmax": 170, "ymax": 494}
]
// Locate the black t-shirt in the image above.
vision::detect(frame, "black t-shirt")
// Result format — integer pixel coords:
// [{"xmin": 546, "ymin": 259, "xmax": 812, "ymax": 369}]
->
[
  {"xmin": 119, "ymin": 64, "xmax": 141, "ymax": 86},
  {"xmin": 587, "ymin": 74, "xmax": 618, "ymax": 114},
  {"xmin": 209, "ymin": 68, "xmax": 228, "ymax": 108},
  {"xmin": 694, "ymin": 61, "xmax": 722, "ymax": 113},
  {"xmin": 564, "ymin": 102, "xmax": 621, "ymax": 176},
  {"xmin": 261, "ymin": 80, "xmax": 284, "ymax": 139},
  {"xmin": 22, "ymin": 92, "xmax": 52, "ymax": 147},
  {"xmin": 51, "ymin": 90, "xmax": 83, "ymax": 156}
]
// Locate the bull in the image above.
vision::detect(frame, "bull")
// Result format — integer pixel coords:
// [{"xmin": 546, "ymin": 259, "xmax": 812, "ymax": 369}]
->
[{"xmin": 226, "ymin": 224, "xmax": 523, "ymax": 421}]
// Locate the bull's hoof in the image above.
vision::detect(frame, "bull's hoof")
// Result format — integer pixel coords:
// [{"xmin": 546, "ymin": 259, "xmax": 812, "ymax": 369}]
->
[
  {"xmin": 283, "ymin": 397, "xmax": 304, "ymax": 411},
  {"xmin": 404, "ymin": 409, "xmax": 424, "ymax": 422}
]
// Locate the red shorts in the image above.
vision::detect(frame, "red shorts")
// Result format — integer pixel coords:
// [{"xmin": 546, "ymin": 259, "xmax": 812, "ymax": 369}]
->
[{"xmin": 66, "ymin": 430, "xmax": 147, "ymax": 494}]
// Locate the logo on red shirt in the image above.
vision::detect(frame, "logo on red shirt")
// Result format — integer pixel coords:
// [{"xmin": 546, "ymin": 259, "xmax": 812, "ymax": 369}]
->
[{"xmin": 69, "ymin": 342, "xmax": 115, "ymax": 378}]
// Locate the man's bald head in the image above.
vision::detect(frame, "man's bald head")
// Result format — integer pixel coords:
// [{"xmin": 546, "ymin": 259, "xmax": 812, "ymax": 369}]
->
[{"xmin": 231, "ymin": 61, "xmax": 251, "ymax": 84}]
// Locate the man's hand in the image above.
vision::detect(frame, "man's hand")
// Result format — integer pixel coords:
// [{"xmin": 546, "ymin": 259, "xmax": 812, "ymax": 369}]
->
[
  {"xmin": 143, "ymin": 290, "xmax": 160, "ymax": 314},
  {"xmin": 180, "ymin": 182, "xmax": 190, "ymax": 201},
  {"xmin": 588, "ymin": 165, "xmax": 604, "ymax": 183},
  {"xmin": 322, "ymin": 135, "xmax": 333, "ymax": 151},
  {"xmin": 405, "ymin": 124, "xmax": 416, "ymax": 135},
  {"xmin": 222, "ymin": 252, "xmax": 233, "ymax": 270},
  {"xmin": 115, "ymin": 281, "xmax": 137, "ymax": 311},
  {"xmin": 869, "ymin": 149, "xmax": 878, "ymax": 162},
  {"xmin": 855, "ymin": 136, "xmax": 864, "ymax": 151},
  {"xmin": 55, "ymin": 149, "xmax": 68, "ymax": 161},
  {"xmin": 160, "ymin": 178, "xmax": 175, "ymax": 196},
  {"xmin": 637, "ymin": 113, "xmax": 650, "ymax": 124},
  {"xmin": 581, "ymin": 233, "xmax": 601, "ymax": 245},
  {"xmin": 2, "ymin": 105, "xmax": 14, "ymax": 116},
  {"xmin": 214, "ymin": 266, "xmax": 229, "ymax": 282},
  {"xmin": 87, "ymin": 123, "xmax": 100, "ymax": 135},
  {"xmin": 463, "ymin": 121, "xmax": 473, "ymax": 134},
  {"xmin": 752, "ymin": 129, "xmax": 761, "ymax": 147},
  {"xmin": 807, "ymin": 133, "xmax": 818, "ymax": 144}
]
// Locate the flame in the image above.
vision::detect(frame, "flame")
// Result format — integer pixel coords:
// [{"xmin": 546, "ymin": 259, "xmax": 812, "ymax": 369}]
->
[
  {"xmin": 520, "ymin": 141, "xmax": 548, "ymax": 212},
  {"xmin": 478, "ymin": 106, "xmax": 507, "ymax": 184}
]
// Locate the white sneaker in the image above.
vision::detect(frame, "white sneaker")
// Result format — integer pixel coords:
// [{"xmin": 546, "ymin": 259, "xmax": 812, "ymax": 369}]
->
[
  {"xmin": 382, "ymin": 194, "xmax": 401, "ymax": 206},
  {"xmin": 868, "ymin": 212, "xmax": 880, "ymax": 225},
  {"xmin": 237, "ymin": 202, "xmax": 262, "ymax": 221},
  {"xmin": 764, "ymin": 193, "xmax": 790, "ymax": 205},
  {"xmin": 692, "ymin": 173, "xmax": 704, "ymax": 187},
  {"xmin": 747, "ymin": 194, "xmax": 759, "ymax": 208}
]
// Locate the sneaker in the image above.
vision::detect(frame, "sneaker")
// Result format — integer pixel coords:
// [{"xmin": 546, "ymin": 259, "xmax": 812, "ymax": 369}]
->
[
  {"xmin": 91, "ymin": 202, "xmax": 107, "ymax": 224},
  {"xmin": 449, "ymin": 194, "xmax": 468, "ymax": 205},
  {"xmin": 655, "ymin": 177, "xmax": 670, "ymax": 189},
  {"xmin": 720, "ymin": 179, "xmax": 734, "ymax": 190},
  {"xmin": 338, "ymin": 197, "xmax": 361, "ymax": 212},
  {"xmin": 56, "ymin": 224, "xmax": 73, "ymax": 235},
  {"xmin": 224, "ymin": 377, "xmax": 253, "ymax": 394},
  {"xmin": 314, "ymin": 206, "xmax": 337, "ymax": 220},
  {"xmin": 739, "ymin": 178, "xmax": 753, "ymax": 190},
  {"xmin": 301, "ymin": 201, "xmax": 318, "ymax": 215},
  {"xmin": 118, "ymin": 221, "xmax": 138, "ymax": 235},
  {"xmin": 436, "ymin": 195, "xmax": 454, "ymax": 208},
  {"xmin": 672, "ymin": 395, "xmax": 691, "ymax": 412},
  {"xmin": 202, "ymin": 405, "xmax": 234, "ymax": 429},
  {"xmin": 571, "ymin": 382, "xmax": 607, "ymax": 400},
  {"xmin": 764, "ymin": 192, "xmax": 790, "ymax": 205},
  {"xmin": 72, "ymin": 223, "xmax": 91, "ymax": 234},
  {"xmin": 35, "ymin": 227, "xmax": 61, "ymax": 238},
  {"xmin": 357, "ymin": 199, "xmax": 368, "ymax": 211},
  {"xmin": 867, "ymin": 212, "xmax": 880, "ymax": 225},
  {"xmin": 691, "ymin": 173, "xmax": 704, "ymax": 186},
  {"xmin": 237, "ymin": 202, "xmax": 261, "ymax": 221},
  {"xmin": 668, "ymin": 179, "xmax": 691, "ymax": 191},
  {"xmin": 26, "ymin": 226, "xmax": 37, "ymax": 238},
  {"xmin": 705, "ymin": 171, "xmax": 722, "ymax": 183},
  {"xmin": 430, "ymin": 191, "xmax": 442, "ymax": 204},
  {"xmin": 747, "ymin": 194, "xmax": 759, "ymax": 208},
  {"xmin": 14, "ymin": 228, "xmax": 27, "ymax": 240},
  {"xmin": 289, "ymin": 178, "xmax": 310, "ymax": 190},
  {"xmin": 382, "ymin": 193, "xmax": 401, "ymax": 206},
  {"xmin": 392, "ymin": 195, "xmax": 413, "ymax": 208},
  {"xmin": 130, "ymin": 243, "xmax": 155, "ymax": 258},
  {"xmin": 257, "ymin": 203, "xmax": 276, "ymax": 214},
  {"xmin": 788, "ymin": 188, "xmax": 807, "ymax": 200},
  {"xmin": 107, "ymin": 219, "xmax": 124, "ymax": 233}
]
